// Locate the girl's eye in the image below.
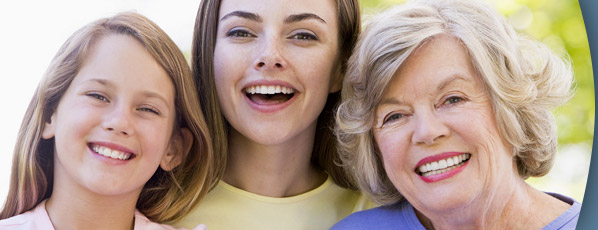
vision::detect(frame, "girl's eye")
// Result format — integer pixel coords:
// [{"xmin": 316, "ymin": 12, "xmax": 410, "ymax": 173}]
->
[
  {"xmin": 138, "ymin": 107, "xmax": 160, "ymax": 115},
  {"xmin": 289, "ymin": 32, "xmax": 318, "ymax": 41},
  {"xmin": 383, "ymin": 113, "xmax": 404, "ymax": 125},
  {"xmin": 226, "ymin": 28, "xmax": 255, "ymax": 38},
  {"xmin": 86, "ymin": 93, "xmax": 109, "ymax": 102}
]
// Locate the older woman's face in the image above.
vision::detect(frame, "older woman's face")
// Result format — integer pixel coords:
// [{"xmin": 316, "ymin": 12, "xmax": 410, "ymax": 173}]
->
[{"xmin": 373, "ymin": 35, "xmax": 515, "ymax": 213}]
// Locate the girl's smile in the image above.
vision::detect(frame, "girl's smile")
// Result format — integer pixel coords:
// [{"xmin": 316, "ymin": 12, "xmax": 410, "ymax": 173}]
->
[
  {"xmin": 88, "ymin": 142, "xmax": 136, "ymax": 162},
  {"xmin": 42, "ymin": 34, "xmax": 177, "ymax": 197}
]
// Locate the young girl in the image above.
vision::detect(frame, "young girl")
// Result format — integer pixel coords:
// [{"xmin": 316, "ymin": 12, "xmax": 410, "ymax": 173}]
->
[
  {"xmin": 0, "ymin": 12, "xmax": 213, "ymax": 230},
  {"xmin": 175, "ymin": 0, "xmax": 373, "ymax": 229}
]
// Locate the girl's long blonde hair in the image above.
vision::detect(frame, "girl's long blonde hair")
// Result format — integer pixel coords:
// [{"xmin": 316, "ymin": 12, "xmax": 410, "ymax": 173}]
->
[{"xmin": 0, "ymin": 12, "xmax": 215, "ymax": 223}]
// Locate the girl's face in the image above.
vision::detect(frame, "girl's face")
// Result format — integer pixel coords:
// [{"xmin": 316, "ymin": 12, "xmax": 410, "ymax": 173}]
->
[
  {"xmin": 214, "ymin": 0, "xmax": 340, "ymax": 146},
  {"xmin": 43, "ymin": 34, "xmax": 179, "ymax": 197}
]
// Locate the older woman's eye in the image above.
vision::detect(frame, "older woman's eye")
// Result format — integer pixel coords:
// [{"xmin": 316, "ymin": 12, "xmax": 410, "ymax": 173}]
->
[
  {"xmin": 289, "ymin": 32, "xmax": 318, "ymax": 41},
  {"xmin": 226, "ymin": 28, "xmax": 255, "ymax": 38},
  {"xmin": 444, "ymin": 96, "xmax": 464, "ymax": 105},
  {"xmin": 383, "ymin": 113, "xmax": 404, "ymax": 124}
]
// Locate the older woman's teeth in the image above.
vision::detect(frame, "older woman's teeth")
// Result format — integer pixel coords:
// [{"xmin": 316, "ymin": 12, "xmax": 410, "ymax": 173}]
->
[
  {"xmin": 92, "ymin": 145, "xmax": 132, "ymax": 160},
  {"xmin": 245, "ymin": 85, "xmax": 294, "ymax": 94},
  {"xmin": 419, "ymin": 153, "xmax": 471, "ymax": 177}
]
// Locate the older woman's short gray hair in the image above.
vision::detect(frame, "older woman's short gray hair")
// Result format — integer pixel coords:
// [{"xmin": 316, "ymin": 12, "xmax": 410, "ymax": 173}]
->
[{"xmin": 335, "ymin": 0, "xmax": 574, "ymax": 205}]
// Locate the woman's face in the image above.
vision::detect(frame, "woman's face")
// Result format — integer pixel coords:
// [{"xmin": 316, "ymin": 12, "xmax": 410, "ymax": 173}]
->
[
  {"xmin": 373, "ymin": 35, "xmax": 515, "ymax": 213},
  {"xmin": 213, "ymin": 0, "xmax": 340, "ymax": 146}
]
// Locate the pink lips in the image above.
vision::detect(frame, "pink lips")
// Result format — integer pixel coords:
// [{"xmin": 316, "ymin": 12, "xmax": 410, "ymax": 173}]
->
[
  {"xmin": 416, "ymin": 152, "xmax": 469, "ymax": 183},
  {"xmin": 88, "ymin": 141, "xmax": 136, "ymax": 164}
]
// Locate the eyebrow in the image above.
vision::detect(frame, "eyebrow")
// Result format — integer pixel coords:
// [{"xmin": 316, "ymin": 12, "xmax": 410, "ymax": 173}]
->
[
  {"xmin": 220, "ymin": 11, "xmax": 326, "ymax": 25},
  {"xmin": 220, "ymin": 11, "xmax": 262, "ymax": 22},
  {"xmin": 284, "ymin": 13, "xmax": 326, "ymax": 24},
  {"xmin": 141, "ymin": 91, "xmax": 171, "ymax": 108},
  {"xmin": 84, "ymin": 78, "xmax": 112, "ymax": 86},
  {"xmin": 83, "ymin": 78, "xmax": 170, "ymax": 107},
  {"xmin": 377, "ymin": 75, "xmax": 469, "ymax": 107},
  {"xmin": 378, "ymin": 97, "xmax": 402, "ymax": 108},
  {"xmin": 436, "ymin": 74, "xmax": 467, "ymax": 91}
]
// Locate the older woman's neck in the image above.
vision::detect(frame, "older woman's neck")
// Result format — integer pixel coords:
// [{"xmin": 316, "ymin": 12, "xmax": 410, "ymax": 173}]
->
[
  {"xmin": 418, "ymin": 175, "xmax": 569, "ymax": 229},
  {"xmin": 224, "ymin": 125, "xmax": 327, "ymax": 198}
]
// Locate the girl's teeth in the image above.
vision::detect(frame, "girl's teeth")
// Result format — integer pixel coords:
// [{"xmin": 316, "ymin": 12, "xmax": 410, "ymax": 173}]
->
[{"xmin": 92, "ymin": 145, "xmax": 131, "ymax": 160}]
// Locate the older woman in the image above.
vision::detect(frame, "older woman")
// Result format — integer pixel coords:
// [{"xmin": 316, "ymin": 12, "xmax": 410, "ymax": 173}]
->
[{"xmin": 332, "ymin": 0, "xmax": 580, "ymax": 229}]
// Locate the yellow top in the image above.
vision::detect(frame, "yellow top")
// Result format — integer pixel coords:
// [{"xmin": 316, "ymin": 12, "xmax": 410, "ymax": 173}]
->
[{"xmin": 174, "ymin": 176, "xmax": 375, "ymax": 230}]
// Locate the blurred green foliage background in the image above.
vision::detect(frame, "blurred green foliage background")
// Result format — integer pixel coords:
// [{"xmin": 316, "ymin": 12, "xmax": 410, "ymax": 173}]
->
[{"xmin": 359, "ymin": 0, "xmax": 594, "ymax": 201}]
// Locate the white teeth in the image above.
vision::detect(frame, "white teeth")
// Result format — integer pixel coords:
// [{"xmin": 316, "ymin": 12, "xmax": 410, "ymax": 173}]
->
[
  {"xmin": 431, "ymin": 162, "xmax": 439, "ymax": 171},
  {"xmin": 245, "ymin": 85, "xmax": 295, "ymax": 95},
  {"xmin": 91, "ymin": 144, "xmax": 132, "ymax": 160},
  {"xmin": 418, "ymin": 153, "xmax": 471, "ymax": 176},
  {"xmin": 446, "ymin": 157, "xmax": 454, "ymax": 167},
  {"xmin": 438, "ymin": 159, "xmax": 447, "ymax": 169}
]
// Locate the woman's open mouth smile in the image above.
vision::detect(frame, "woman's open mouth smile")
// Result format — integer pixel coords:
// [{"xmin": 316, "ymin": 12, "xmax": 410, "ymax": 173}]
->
[
  {"xmin": 243, "ymin": 84, "xmax": 298, "ymax": 113},
  {"xmin": 415, "ymin": 152, "xmax": 471, "ymax": 183}
]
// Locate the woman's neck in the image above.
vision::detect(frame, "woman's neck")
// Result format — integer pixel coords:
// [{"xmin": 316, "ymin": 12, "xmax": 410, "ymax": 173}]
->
[
  {"xmin": 224, "ymin": 123, "xmax": 327, "ymax": 198},
  {"xmin": 416, "ymin": 176, "xmax": 570, "ymax": 230},
  {"xmin": 46, "ymin": 175, "xmax": 140, "ymax": 230}
]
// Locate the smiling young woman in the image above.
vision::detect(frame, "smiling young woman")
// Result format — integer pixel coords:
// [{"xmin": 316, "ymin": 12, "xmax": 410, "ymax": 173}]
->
[{"xmin": 173, "ymin": 0, "xmax": 372, "ymax": 229}]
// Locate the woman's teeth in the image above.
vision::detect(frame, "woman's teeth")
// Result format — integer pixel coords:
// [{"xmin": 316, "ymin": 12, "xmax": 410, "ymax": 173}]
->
[
  {"xmin": 418, "ymin": 153, "xmax": 470, "ymax": 177},
  {"xmin": 92, "ymin": 145, "xmax": 132, "ymax": 160},
  {"xmin": 245, "ymin": 85, "xmax": 294, "ymax": 95}
]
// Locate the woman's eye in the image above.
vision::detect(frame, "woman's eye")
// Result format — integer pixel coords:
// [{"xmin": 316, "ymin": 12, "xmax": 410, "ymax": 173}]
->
[
  {"xmin": 138, "ymin": 107, "xmax": 160, "ymax": 115},
  {"xmin": 289, "ymin": 32, "xmax": 318, "ymax": 41},
  {"xmin": 444, "ymin": 96, "xmax": 464, "ymax": 105},
  {"xmin": 226, "ymin": 29, "xmax": 254, "ymax": 38},
  {"xmin": 383, "ymin": 113, "xmax": 403, "ymax": 124},
  {"xmin": 86, "ymin": 93, "xmax": 109, "ymax": 102}
]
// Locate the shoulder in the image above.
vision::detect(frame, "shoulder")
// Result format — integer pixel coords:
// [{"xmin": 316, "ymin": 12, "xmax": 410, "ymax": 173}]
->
[
  {"xmin": 542, "ymin": 193, "xmax": 581, "ymax": 230},
  {"xmin": 134, "ymin": 210, "xmax": 206, "ymax": 230},
  {"xmin": 0, "ymin": 212, "xmax": 35, "ymax": 229},
  {"xmin": 331, "ymin": 199, "xmax": 425, "ymax": 230},
  {"xmin": 0, "ymin": 200, "xmax": 54, "ymax": 230}
]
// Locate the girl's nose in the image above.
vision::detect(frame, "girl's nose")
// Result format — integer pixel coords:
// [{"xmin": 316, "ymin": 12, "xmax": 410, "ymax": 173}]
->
[{"xmin": 102, "ymin": 106, "xmax": 134, "ymax": 136}]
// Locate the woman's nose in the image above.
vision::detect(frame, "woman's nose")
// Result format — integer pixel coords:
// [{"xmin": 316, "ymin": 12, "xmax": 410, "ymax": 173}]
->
[
  {"xmin": 411, "ymin": 111, "xmax": 450, "ymax": 145},
  {"xmin": 253, "ymin": 36, "xmax": 287, "ymax": 71}
]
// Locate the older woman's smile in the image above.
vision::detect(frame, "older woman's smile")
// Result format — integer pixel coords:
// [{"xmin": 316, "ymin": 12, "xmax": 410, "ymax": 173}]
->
[{"xmin": 416, "ymin": 152, "xmax": 471, "ymax": 183}]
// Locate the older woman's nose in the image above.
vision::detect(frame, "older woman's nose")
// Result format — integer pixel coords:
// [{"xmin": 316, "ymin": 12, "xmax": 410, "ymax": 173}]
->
[
  {"xmin": 411, "ymin": 112, "xmax": 450, "ymax": 145},
  {"xmin": 253, "ymin": 37, "xmax": 287, "ymax": 71},
  {"xmin": 102, "ymin": 105, "xmax": 134, "ymax": 136}
]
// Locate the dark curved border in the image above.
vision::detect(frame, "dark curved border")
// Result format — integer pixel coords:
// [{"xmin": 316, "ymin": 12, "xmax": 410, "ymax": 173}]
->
[{"xmin": 577, "ymin": 0, "xmax": 597, "ymax": 228}]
